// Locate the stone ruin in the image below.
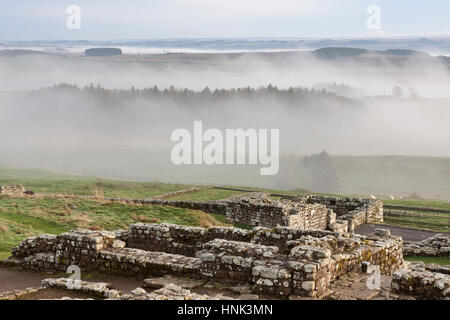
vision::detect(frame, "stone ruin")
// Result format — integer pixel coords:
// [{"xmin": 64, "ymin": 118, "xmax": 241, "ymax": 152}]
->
[
  {"xmin": 0, "ymin": 278, "xmax": 213, "ymax": 301},
  {"xmin": 289, "ymin": 195, "xmax": 384, "ymax": 233},
  {"xmin": 392, "ymin": 262, "xmax": 449, "ymax": 299},
  {"xmin": 1, "ymin": 222, "xmax": 404, "ymax": 299},
  {"xmin": 404, "ymin": 233, "xmax": 450, "ymax": 257},
  {"xmin": 224, "ymin": 193, "xmax": 330, "ymax": 230},
  {"xmin": 5, "ymin": 186, "xmax": 448, "ymax": 300},
  {"xmin": 0, "ymin": 184, "xmax": 25, "ymax": 196},
  {"xmin": 106, "ymin": 192, "xmax": 383, "ymax": 233}
]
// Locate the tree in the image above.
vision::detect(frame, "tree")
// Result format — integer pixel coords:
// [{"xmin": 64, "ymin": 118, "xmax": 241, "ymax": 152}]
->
[
  {"xmin": 392, "ymin": 86, "xmax": 404, "ymax": 98},
  {"xmin": 300, "ymin": 151, "xmax": 340, "ymax": 193}
]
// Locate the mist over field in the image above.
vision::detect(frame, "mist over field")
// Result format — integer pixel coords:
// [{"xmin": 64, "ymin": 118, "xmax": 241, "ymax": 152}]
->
[
  {"xmin": 0, "ymin": 48, "xmax": 450, "ymax": 198},
  {"xmin": 1, "ymin": 49, "xmax": 450, "ymax": 97}
]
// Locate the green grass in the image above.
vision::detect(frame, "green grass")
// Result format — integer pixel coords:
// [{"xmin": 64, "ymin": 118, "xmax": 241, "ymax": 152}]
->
[
  {"xmin": 0, "ymin": 167, "xmax": 192, "ymax": 199},
  {"xmin": 404, "ymin": 256, "xmax": 450, "ymax": 266},
  {"xmin": 169, "ymin": 188, "xmax": 245, "ymax": 201},
  {"xmin": 384, "ymin": 199, "xmax": 450, "ymax": 211},
  {"xmin": 0, "ymin": 195, "xmax": 229, "ymax": 259},
  {"xmin": 1, "ymin": 166, "xmax": 449, "ymax": 259},
  {"xmin": 219, "ymin": 186, "xmax": 308, "ymax": 197},
  {"xmin": 383, "ymin": 210, "xmax": 449, "ymax": 233}
]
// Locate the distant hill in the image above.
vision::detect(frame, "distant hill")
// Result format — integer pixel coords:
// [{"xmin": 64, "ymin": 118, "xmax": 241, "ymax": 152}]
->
[
  {"xmin": 313, "ymin": 47, "xmax": 429, "ymax": 60},
  {"xmin": 0, "ymin": 49, "xmax": 49, "ymax": 56},
  {"xmin": 84, "ymin": 47, "xmax": 123, "ymax": 57},
  {"xmin": 383, "ymin": 49, "xmax": 429, "ymax": 57},
  {"xmin": 313, "ymin": 47, "xmax": 369, "ymax": 59},
  {"xmin": 6, "ymin": 37, "xmax": 450, "ymax": 54}
]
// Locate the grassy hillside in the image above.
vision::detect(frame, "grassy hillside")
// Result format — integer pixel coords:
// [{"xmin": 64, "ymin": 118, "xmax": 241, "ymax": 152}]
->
[
  {"xmin": 0, "ymin": 167, "xmax": 448, "ymax": 259},
  {"xmin": 0, "ymin": 194, "xmax": 228, "ymax": 259},
  {"xmin": 0, "ymin": 168, "xmax": 192, "ymax": 199}
]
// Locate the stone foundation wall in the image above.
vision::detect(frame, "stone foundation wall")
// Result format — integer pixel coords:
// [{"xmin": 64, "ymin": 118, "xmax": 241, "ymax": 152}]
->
[
  {"xmin": 392, "ymin": 262, "xmax": 450, "ymax": 300},
  {"xmin": 298, "ymin": 195, "xmax": 384, "ymax": 232},
  {"xmin": 106, "ymin": 197, "xmax": 228, "ymax": 216},
  {"xmin": 106, "ymin": 193, "xmax": 382, "ymax": 232},
  {"xmin": 225, "ymin": 193, "xmax": 329, "ymax": 230},
  {"xmin": 404, "ymin": 234, "xmax": 450, "ymax": 257},
  {"xmin": 3, "ymin": 223, "xmax": 403, "ymax": 298},
  {"xmin": 10, "ymin": 234, "xmax": 57, "ymax": 258},
  {"xmin": 5, "ymin": 228, "xmax": 201, "ymax": 277},
  {"xmin": 0, "ymin": 184, "xmax": 25, "ymax": 196},
  {"xmin": 127, "ymin": 223, "xmax": 252, "ymax": 256},
  {"xmin": 152, "ymin": 187, "xmax": 201, "ymax": 200}
]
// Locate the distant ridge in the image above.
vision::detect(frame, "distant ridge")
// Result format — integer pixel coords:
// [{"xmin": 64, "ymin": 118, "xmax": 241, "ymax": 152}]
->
[
  {"xmin": 313, "ymin": 47, "xmax": 429, "ymax": 59},
  {"xmin": 84, "ymin": 47, "xmax": 123, "ymax": 57},
  {"xmin": 0, "ymin": 49, "xmax": 49, "ymax": 56}
]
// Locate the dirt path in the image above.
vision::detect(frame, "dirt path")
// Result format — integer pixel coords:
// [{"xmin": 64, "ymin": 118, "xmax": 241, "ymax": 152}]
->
[
  {"xmin": 0, "ymin": 266, "xmax": 144, "ymax": 294},
  {"xmin": 0, "ymin": 267, "xmax": 49, "ymax": 292},
  {"xmin": 355, "ymin": 223, "xmax": 444, "ymax": 242}
]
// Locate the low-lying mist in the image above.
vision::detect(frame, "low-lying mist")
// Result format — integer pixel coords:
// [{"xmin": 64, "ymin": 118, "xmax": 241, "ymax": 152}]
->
[
  {"xmin": 0, "ymin": 50, "xmax": 449, "ymax": 198},
  {"xmin": 0, "ymin": 50, "xmax": 449, "ymax": 97}
]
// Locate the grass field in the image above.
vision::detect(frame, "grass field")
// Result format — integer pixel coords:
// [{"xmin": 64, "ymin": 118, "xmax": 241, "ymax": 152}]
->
[
  {"xmin": 404, "ymin": 256, "xmax": 450, "ymax": 266},
  {"xmin": 0, "ymin": 167, "xmax": 449, "ymax": 260},
  {"xmin": 0, "ymin": 168, "xmax": 192, "ymax": 199},
  {"xmin": 0, "ymin": 194, "xmax": 229, "ymax": 259},
  {"xmin": 168, "ymin": 188, "xmax": 245, "ymax": 201},
  {"xmin": 383, "ymin": 208, "xmax": 449, "ymax": 233},
  {"xmin": 383, "ymin": 215, "xmax": 449, "ymax": 233},
  {"xmin": 383, "ymin": 199, "xmax": 450, "ymax": 211}
]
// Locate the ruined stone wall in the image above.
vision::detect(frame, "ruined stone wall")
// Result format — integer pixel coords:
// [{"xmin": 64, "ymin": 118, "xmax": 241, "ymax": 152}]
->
[
  {"xmin": 0, "ymin": 184, "xmax": 25, "ymax": 196},
  {"xmin": 404, "ymin": 233, "xmax": 450, "ymax": 257},
  {"xmin": 10, "ymin": 234, "xmax": 57, "ymax": 258},
  {"xmin": 107, "ymin": 193, "xmax": 380, "ymax": 232},
  {"xmin": 298, "ymin": 195, "xmax": 384, "ymax": 232},
  {"xmin": 106, "ymin": 197, "xmax": 228, "ymax": 216},
  {"xmin": 225, "ymin": 193, "xmax": 329, "ymax": 230},
  {"xmin": 6, "ymin": 228, "xmax": 201, "ymax": 277},
  {"xmin": 4, "ymin": 224, "xmax": 403, "ymax": 298},
  {"xmin": 127, "ymin": 223, "xmax": 252, "ymax": 256},
  {"xmin": 392, "ymin": 262, "xmax": 450, "ymax": 300},
  {"xmin": 288, "ymin": 204, "xmax": 329, "ymax": 230},
  {"xmin": 225, "ymin": 198, "xmax": 288, "ymax": 227},
  {"xmin": 152, "ymin": 187, "xmax": 201, "ymax": 200},
  {"xmin": 196, "ymin": 229, "xmax": 403, "ymax": 297}
]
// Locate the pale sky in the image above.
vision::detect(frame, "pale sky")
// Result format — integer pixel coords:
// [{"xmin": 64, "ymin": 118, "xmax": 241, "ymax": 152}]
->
[{"xmin": 1, "ymin": 0, "xmax": 449, "ymax": 41}]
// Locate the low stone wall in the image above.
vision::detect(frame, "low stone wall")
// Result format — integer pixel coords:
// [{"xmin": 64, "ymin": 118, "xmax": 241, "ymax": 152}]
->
[
  {"xmin": 404, "ymin": 233, "xmax": 450, "ymax": 257},
  {"xmin": 120, "ymin": 284, "xmax": 212, "ymax": 300},
  {"xmin": 3, "ymin": 228, "xmax": 197, "ymax": 276},
  {"xmin": 0, "ymin": 287, "xmax": 41, "ymax": 300},
  {"xmin": 41, "ymin": 278, "xmax": 120, "ymax": 299},
  {"xmin": 3, "ymin": 223, "xmax": 403, "ymax": 298},
  {"xmin": 0, "ymin": 184, "xmax": 25, "ymax": 196},
  {"xmin": 0, "ymin": 280, "xmax": 211, "ymax": 300},
  {"xmin": 391, "ymin": 262, "xmax": 450, "ymax": 300},
  {"xmin": 127, "ymin": 223, "xmax": 252, "ymax": 256},
  {"xmin": 106, "ymin": 197, "xmax": 228, "ymax": 216},
  {"xmin": 10, "ymin": 234, "xmax": 57, "ymax": 258},
  {"xmin": 152, "ymin": 187, "xmax": 201, "ymax": 200}
]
